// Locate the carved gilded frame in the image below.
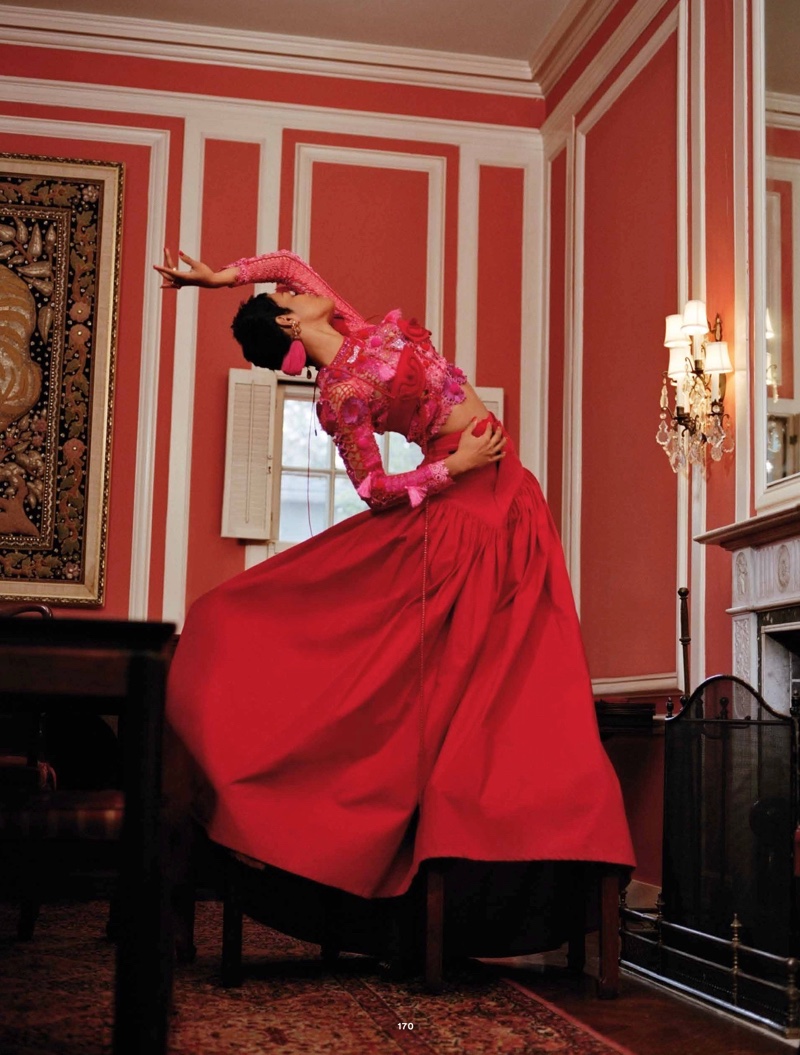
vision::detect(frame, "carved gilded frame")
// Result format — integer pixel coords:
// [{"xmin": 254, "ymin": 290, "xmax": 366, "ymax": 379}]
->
[{"xmin": 0, "ymin": 154, "xmax": 122, "ymax": 605}]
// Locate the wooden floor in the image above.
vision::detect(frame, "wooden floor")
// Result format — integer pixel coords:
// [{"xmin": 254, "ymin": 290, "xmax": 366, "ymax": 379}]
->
[{"xmin": 485, "ymin": 945, "xmax": 799, "ymax": 1055}]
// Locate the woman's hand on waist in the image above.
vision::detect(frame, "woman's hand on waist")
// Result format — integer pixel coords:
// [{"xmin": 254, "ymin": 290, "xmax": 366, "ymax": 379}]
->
[{"xmin": 444, "ymin": 418, "xmax": 507, "ymax": 477}]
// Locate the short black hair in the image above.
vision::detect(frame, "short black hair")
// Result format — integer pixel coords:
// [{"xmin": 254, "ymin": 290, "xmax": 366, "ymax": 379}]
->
[{"xmin": 231, "ymin": 293, "xmax": 291, "ymax": 370}]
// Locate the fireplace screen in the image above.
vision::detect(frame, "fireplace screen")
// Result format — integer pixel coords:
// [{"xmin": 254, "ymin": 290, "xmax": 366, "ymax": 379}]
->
[{"xmin": 622, "ymin": 675, "xmax": 800, "ymax": 1035}]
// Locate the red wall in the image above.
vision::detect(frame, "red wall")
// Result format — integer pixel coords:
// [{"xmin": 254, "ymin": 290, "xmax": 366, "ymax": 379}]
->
[
  {"xmin": 579, "ymin": 35, "xmax": 680, "ymax": 681},
  {"xmin": 0, "ymin": 41, "xmax": 528, "ymax": 622}
]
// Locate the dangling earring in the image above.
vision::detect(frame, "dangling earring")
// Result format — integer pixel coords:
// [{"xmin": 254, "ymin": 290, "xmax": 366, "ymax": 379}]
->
[
  {"xmin": 280, "ymin": 315, "xmax": 306, "ymax": 375},
  {"xmin": 281, "ymin": 339, "xmax": 306, "ymax": 375}
]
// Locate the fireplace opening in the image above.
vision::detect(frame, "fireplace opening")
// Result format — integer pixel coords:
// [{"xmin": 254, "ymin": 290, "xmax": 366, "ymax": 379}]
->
[{"xmin": 759, "ymin": 605, "xmax": 800, "ymax": 715}]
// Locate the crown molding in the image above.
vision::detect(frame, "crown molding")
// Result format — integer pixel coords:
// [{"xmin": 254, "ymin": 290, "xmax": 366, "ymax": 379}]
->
[
  {"xmin": 530, "ymin": 0, "xmax": 619, "ymax": 97},
  {"xmin": 0, "ymin": 73, "xmax": 544, "ymax": 147},
  {"xmin": 0, "ymin": 4, "xmax": 542, "ymax": 99}
]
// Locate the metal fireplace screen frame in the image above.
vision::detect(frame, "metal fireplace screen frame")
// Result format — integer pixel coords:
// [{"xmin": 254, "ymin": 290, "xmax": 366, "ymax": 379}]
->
[{"xmin": 622, "ymin": 674, "xmax": 800, "ymax": 1036}]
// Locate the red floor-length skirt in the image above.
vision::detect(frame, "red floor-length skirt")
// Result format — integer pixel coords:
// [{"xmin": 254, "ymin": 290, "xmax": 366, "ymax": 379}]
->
[{"xmin": 167, "ymin": 428, "xmax": 635, "ymax": 908}]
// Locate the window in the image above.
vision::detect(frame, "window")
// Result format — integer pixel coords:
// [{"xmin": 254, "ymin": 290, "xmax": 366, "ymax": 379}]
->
[
  {"xmin": 221, "ymin": 368, "xmax": 503, "ymax": 550},
  {"xmin": 273, "ymin": 381, "xmax": 422, "ymax": 545}
]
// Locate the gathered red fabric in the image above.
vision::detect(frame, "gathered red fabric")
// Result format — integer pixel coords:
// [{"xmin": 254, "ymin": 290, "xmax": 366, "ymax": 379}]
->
[
  {"xmin": 169, "ymin": 251, "xmax": 633, "ymax": 913},
  {"xmin": 167, "ymin": 425, "xmax": 635, "ymax": 901}
]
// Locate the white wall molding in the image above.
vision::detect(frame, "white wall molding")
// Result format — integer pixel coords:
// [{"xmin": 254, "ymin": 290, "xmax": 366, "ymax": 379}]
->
[
  {"xmin": 0, "ymin": 73, "xmax": 538, "ymax": 147},
  {"xmin": 0, "ymin": 5, "xmax": 540, "ymax": 99},
  {"xmin": 765, "ymin": 91, "xmax": 800, "ymax": 117},
  {"xmin": 576, "ymin": 8, "xmax": 679, "ymax": 135},
  {"xmin": 541, "ymin": 0, "xmax": 675, "ymax": 144},
  {"xmin": 732, "ymin": 2, "xmax": 751, "ymax": 525},
  {"xmin": 294, "ymin": 145, "xmax": 446, "ymax": 348},
  {"xmin": 565, "ymin": 125, "xmax": 584, "ymax": 606},
  {"xmin": 688, "ymin": 0, "xmax": 706, "ymax": 687},
  {"xmin": 0, "ymin": 113, "xmax": 169, "ymax": 622},
  {"xmin": 560, "ymin": 123, "xmax": 577, "ymax": 588},
  {"xmin": 519, "ymin": 139, "xmax": 548, "ymax": 483},
  {"xmin": 592, "ymin": 673, "xmax": 680, "ymax": 696},
  {"xmin": 530, "ymin": 0, "xmax": 619, "ymax": 97},
  {"xmin": 455, "ymin": 148, "xmax": 481, "ymax": 387},
  {"xmin": 161, "ymin": 120, "xmax": 204, "ymax": 629},
  {"xmin": 675, "ymin": 0, "xmax": 691, "ymax": 692}
]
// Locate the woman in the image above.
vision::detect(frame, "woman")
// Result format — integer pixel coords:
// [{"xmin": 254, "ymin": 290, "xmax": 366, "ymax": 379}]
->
[{"xmin": 156, "ymin": 248, "xmax": 634, "ymax": 954}]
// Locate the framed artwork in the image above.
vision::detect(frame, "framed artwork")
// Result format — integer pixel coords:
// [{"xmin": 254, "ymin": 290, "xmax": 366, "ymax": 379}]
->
[{"xmin": 0, "ymin": 154, "xmax": 123, "ymax": 606}]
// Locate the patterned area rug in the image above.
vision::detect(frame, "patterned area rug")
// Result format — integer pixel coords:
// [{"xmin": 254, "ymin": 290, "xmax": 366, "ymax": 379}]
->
[{"xmin": 0, "ymin": 900, "xmax": 634, "ymax": 1055}]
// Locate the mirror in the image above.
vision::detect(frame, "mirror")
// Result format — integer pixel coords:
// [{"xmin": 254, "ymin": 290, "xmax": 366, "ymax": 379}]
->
[{"xmin": 763, "ymin": 1, "xmax": 800, "ymax": 486}]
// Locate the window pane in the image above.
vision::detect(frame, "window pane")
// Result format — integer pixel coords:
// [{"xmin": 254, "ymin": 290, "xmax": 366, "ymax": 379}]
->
[
  {"xmin": 279, "ymin": 472, "xmax": 330, "ymax": 541},
  {"xmin": 334, "ymin": 474, "xmax": 367, "ymax": 523},
  {"xmin": 387, "ymin": 434, "xmax": 423, "ymax": 473},
  {"xmin": 282, "ymin": 398, "xmax": 330, "ymax": 469}
]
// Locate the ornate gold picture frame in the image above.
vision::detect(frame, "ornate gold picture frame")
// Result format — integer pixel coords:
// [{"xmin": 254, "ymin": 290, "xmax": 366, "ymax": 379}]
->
[{"xmin": 0, "ymin": 154, "xmax": 122, "ymax": 606}]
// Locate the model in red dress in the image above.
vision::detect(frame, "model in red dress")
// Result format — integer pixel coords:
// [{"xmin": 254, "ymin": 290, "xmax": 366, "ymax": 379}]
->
[{"xmin": 157, "ymin": 249, "xmax": 635, "ymax": 927}]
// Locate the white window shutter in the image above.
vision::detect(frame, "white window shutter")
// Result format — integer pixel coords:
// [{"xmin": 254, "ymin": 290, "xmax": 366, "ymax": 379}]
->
[
  {"xmin": 221, "ymin": 368, "xmax": 277, "ymax": 540},
  {"xmin": 476, "ymin": 386, "xmax": 504, "ymax": 422}
]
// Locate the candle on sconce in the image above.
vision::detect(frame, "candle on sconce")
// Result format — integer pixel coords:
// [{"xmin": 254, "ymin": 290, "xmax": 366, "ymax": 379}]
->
[{"xmin": 667, "ymin": 345, "xmax": 690, "ymax": 412}]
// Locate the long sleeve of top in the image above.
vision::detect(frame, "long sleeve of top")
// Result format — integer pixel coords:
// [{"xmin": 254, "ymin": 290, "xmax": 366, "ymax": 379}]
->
[
  {"xmin": 226, "ymin": 250, "xmax": 366, "ymax": 332},
  {"xmin": 317, "ymin": 374, "xmax": 453, "ymax": 511}
]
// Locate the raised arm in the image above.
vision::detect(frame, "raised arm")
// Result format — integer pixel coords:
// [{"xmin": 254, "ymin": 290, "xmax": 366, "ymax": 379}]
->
[
  {"xmin": 154, "ymin": 248, "xmax": 366, "ymax": 330},
  {"xmin": 226, "ymin": 251, "xmax": 366, "ymax": 330},
  {"xmin": 318, "ymin": 378, "xmax": 452, "ymax": 511}
]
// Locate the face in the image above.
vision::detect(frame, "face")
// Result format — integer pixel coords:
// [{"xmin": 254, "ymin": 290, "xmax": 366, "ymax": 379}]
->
[{"xmin": 270, "ymin": 289, "xmax": 334, "ymax": 324}]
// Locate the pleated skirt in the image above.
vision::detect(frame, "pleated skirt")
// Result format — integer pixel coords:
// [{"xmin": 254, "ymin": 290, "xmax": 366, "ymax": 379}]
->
[{"xmin": 167, "ymin": 427, "xmax": 635, "ymax": 921}]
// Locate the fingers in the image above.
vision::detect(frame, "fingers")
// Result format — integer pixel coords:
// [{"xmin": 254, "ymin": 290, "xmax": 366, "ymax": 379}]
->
[
  {"xmin": 179, "ymin": 250, "xmax": 202, "ymax": 269},
  {"xmin": 480, "ymin": 424, "xmax": 507, "ymax": 461}
]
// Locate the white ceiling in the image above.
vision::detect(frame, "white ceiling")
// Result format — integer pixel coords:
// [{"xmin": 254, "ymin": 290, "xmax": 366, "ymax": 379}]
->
[{"xmin": 3, "ymin": 0, "xmax": 577, "ymax": 77}]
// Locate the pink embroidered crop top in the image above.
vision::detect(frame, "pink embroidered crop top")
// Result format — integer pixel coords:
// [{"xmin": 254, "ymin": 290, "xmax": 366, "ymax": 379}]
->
[{"xmin": 228, "ymin": 251, "xmax": 468, "ymax": 511}]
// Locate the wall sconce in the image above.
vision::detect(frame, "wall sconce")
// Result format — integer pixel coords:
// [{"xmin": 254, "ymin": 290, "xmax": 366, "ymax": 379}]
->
[{"xmin": 656, "ymin": 300, "xmax": 734, "ymax": 473}]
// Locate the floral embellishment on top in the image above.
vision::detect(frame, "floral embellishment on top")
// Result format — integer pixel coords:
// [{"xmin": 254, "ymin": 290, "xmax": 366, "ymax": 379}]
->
[
  {"xmin": 316, "ymin": 398, "xmax": 338, "ymax": 435},
  {"xmin": 314, "ymin": 309, "xmax": 470, "ymax": 511},
  {"xmin": 339, "ymin": 396, "xmax": 369, "ymax": 426},
  {"xmin": 397, "ymin": 317, "xmax": 431, "ymax": 344}
]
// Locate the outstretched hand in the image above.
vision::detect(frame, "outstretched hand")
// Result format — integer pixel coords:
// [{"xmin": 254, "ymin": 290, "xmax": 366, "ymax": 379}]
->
[
  {"xmin": 447, "ymin": 418, "xmax": 507, "ymax": 476},
  {"xmin": 153, "ymin": 249, "xmax": 221, "ymax": 290}
]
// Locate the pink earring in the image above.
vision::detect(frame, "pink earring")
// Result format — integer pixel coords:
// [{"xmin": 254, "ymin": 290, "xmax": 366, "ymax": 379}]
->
[{"xmin": 281, "ymin": 340, "xmax": 306, "ymax": 375}]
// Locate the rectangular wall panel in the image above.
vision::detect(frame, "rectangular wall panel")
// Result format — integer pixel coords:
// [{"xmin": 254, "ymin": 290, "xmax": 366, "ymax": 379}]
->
[
  {"xmin": 580, "ymin": 37, "xmax": 680, "ymax": 680},
  {"xmin": 309, "ymin": 162, "xmax": 430, "ymax": 327}
]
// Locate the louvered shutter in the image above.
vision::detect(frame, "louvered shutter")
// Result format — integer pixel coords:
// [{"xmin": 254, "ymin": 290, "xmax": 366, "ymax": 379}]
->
[
  {"xmin": 475, "ymin": 386, "xmax": 504, "ymax": 422},
  {"xmin": 221, "ymin": 368, "xmax": 277, "ymax": 539}
]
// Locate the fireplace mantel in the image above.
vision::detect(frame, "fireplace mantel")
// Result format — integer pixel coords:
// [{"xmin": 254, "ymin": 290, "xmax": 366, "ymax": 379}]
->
[
  {"xmin": 695, "ymin": 506, "xmax": 800, "ymax": 551},
  {"xmin": 696, "ymin": 507, "xmax": 800, "ymax": 693}
]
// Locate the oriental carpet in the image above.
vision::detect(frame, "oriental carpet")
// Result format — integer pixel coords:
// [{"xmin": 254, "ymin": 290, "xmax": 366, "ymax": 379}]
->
[{"xmin": 0, "ymin": 900, "xmax": 636, "ymax": 1055}]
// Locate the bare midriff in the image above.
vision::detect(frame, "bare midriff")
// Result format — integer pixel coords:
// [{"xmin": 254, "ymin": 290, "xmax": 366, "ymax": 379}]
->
[{"xmin": 437, "ymin": 383, "xmax": 490, "ymax": 436}]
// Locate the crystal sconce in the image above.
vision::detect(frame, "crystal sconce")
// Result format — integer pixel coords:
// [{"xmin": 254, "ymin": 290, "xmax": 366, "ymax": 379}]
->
[{"xmin": 656, "ymin": 300, "xmax": 734, "ymax": 473}]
